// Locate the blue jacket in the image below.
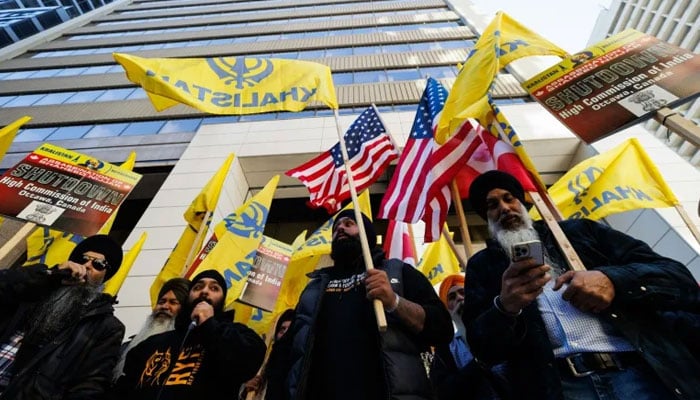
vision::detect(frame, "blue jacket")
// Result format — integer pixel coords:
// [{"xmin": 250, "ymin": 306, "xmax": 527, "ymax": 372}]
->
[{"xmin": 462, "ymin": 219, "xmax": 700, "ymax": 399}]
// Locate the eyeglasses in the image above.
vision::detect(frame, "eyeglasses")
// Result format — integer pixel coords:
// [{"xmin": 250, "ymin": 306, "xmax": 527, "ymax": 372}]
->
[{"xmin": 82, "ymin": 254, "xmax": 109, "ymax": 271}]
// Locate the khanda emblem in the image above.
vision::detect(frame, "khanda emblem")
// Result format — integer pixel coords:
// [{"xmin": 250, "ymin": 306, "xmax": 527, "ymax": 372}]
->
[
  {"xmin": 206, "ymin": 57, "xmax": 274, "ymax": 89},
  {"xmin": 224, "ymin": 201, "xmax": 268, "ymax": 239},
  {"xmin": 567, "ymin": 166, "xmax": 604, "ymax": 205}
]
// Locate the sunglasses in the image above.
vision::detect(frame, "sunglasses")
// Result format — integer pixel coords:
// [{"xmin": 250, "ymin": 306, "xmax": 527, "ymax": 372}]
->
[{"xmin": 82, "ymin": 254, "xmax": 109, "ymax": 271}]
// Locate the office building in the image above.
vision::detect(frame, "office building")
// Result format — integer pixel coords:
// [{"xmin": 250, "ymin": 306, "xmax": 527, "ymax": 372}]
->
[
  {"xmin": 0, "ymin": 0, "xmax": 698, "ymax": 336},
  {"xmin": 0, "ymin": 0, "xmax": 117, "ymax": 47}
]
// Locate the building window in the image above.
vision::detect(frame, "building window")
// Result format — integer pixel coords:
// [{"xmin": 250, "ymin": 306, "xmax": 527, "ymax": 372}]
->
[
  {"xmin": 47, "ymin": 125, "xmax": 92, "ymax": 140},
  {"xmin": 84, "ymin": 122, "xmax": 129, "ymax": 138},
  {"xmin": 121, "ymin": 120, "xmax": 166, "ymax": 136}
]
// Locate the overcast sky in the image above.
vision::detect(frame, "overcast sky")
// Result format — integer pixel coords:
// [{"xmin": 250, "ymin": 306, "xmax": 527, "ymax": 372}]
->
[{"xmin": 467, "ymin": 0, "xmax": 613, "ymax": 53}]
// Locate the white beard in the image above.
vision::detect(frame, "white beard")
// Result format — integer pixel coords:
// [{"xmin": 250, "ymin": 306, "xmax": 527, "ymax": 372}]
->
[
  {"xmin": 112, "ymin": 313, "xmax": 175, "ymax": 382},
  {"xmin": 488, "ymin": 203, "xmax": 540, "ymax": 259}
]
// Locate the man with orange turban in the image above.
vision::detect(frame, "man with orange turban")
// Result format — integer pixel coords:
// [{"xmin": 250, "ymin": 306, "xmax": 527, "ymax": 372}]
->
[{"xmin": 431, "ymin": 274, "xmax": 506, "ymax": 399}]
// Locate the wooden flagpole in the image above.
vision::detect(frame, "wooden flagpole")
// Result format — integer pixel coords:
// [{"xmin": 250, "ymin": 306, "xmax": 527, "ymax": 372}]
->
[
  {"xmin": 333, "ymin": 109, "xmax": 387, "ymax": 332},
  {"xmin": 441, "ymin": 225, "xmax": 467, "ymax": 270},
  {"xmin": 450, "ymin": 180, "xmax": 473, "ymax": 258},
  {"xmin": 181, "ymin": 210, "xmax": 213, "ymax": 277},
  {"xmin": 529, "ymin": 191, "xmax": 586, "ymax": 271},
  {"xmin": 674, "ymin": 204, "xmax": 700, "ymax": 246},
  {"xmin": 405, "ymin": 223, "xmax": 420, "ymax": 264},
  {"xmin": 0, "ymin": 222, "xmax": 36, "ymax": 262}
]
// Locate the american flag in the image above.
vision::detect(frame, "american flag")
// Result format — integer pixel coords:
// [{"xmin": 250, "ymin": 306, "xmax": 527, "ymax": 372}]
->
[
  {"xmin": 286, "ymin": 106, "xmax": 397, "ymax": 213},
  {"xmin": 379, "ymin": 78, "xmax": 482, "ymax": 242}
]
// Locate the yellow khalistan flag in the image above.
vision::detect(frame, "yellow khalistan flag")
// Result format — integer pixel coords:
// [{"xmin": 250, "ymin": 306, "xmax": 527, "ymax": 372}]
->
[
  {"xmin": 417, "ymin": 227, "xmax": 460, "ymax": 286},
  {"xmin": 104, "ymin": 232, "xmax": 147, "ymax": 296},
  {"xmin": 435, "ymin": 12, "xmax": 567, "ymax": 143},
  {"xmin": 25, "ymin": 152, "xmax": 137, "ymax": 268},
  {"xmin": 113, "ymin": 53, "xmax": 338, "ymax": 114},
  {"xmin": 275, "ymin": 191, "xmax": 372, "ymax": 311},
  {"xmin": 149, "ymin": 154, "xmax": 234, "ymax": 307},
  {"xmin": 189, "ymin": 175, "xmax": 279, "ymax": 310},
  {"xmin": 539, "ymin": 138, "xmax": 678, "ymax": 221},
  {"xmin": 0, "ymin": 116, "xmax": 31, "ymax": 163}
]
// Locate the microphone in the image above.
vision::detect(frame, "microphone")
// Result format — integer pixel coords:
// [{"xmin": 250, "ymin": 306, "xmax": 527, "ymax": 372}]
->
[
  {"xmin": 187, "ymin": 319, "xmax": 198, "ymax": 332},
  {"xmin": 45, "ymin": 268, "xmax": 75, "ymax": 280}
]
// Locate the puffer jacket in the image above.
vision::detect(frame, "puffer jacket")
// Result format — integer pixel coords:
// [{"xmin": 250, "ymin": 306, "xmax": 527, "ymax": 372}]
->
[{"xmin": 0, "ymin": 264, "xmax": 124, "ymax": 400}]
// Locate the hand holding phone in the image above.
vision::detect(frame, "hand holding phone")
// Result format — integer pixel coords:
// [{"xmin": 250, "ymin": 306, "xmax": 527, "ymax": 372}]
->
[{"xmin": 511, "ymin": 240, "xmax": 544, "ymax": 266}]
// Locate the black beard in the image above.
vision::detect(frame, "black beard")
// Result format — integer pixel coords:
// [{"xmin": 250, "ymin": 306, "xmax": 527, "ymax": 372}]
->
[
  {"xmin": 175, "ymin": 297, "xmax": 225, "ymax": 331},
  {"xmin": 23, "ymin": 285, "xmax": 99, "ymax": 345},
  {"xmin": 330, "ymin": 235, "xmax": 362, "ymax": 267}
]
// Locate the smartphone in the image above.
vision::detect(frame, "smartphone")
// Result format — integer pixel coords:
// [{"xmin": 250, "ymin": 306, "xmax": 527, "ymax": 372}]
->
[{"xmin": 511, "ymin": 240, "xmax": 545, "ymax": 265}]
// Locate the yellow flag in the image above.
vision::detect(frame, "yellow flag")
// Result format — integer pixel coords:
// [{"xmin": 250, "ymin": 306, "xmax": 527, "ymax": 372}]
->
[
  {"xmin": 185, "ymin": 154, "xmax": 234, "ymax": 225},
  {"xmin": 104, "ymin": 232, "xmax": 146, "ymax": 296},
  {"xmin": 435, "ymin": 12, "xmax": 567, "ymax": 143},
  {"xmin": 417, "ymin": 228, "xmax": 460, "ymax": 286},
  {"xmin": 538, "ymin": 138, "xmax": 678, "ymax": 221},
  {"xmin": 120, "ymin": 151, "xmax": 137, "ymax": 171},
  {"xmin": 0, "ymin": 116, "xmax": 31, "ymax": 163},
  {"xmin": 189, "ymin": 175, "xmax": 279, "ymax": 310},
  {"xmin": 149, "ymin": 155, "xmax": 235, "ymax": 307},
  {"xmin": 113, "ymin": 53, "xmax": 338, "ymax": 114},
  {"xmin": 100, "ymin": 151, "xmax": 137, "ymax": 234},
  {"xmin": 24, "ymin": 151, "xmax": 137, "ymax": 267}
]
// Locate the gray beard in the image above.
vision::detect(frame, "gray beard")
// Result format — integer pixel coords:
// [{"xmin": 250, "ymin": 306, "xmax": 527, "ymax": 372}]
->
[
  {"xmin": 112, "ymin": 313, "xmax": 175, "ymax": 382},
  {"xmin": 488, "ymin": 203, "xmax": 539, "ymax": 260},
  {"xmin": 450, "ymin": 306, "xmax": 467, "ymax": 343},
  {"xmin": 23, "ymin": 285, "xmax": 100, "ymax": 345}
]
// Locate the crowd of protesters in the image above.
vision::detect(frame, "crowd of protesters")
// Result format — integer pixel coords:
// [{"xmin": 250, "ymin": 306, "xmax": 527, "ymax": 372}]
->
[{"xmin": 0, "ymin": 170, "xmax": 698, "ymax": 400}]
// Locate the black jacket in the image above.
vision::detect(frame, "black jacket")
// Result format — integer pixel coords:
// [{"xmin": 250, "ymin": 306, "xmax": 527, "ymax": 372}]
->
[
  {"xmin": 462, "ymin": 219, "xmax": 700, "ymax": 399},
  {"xmin": 273, "ymin": 251, "xmax": 452, "ymax": 400},
  {"xmin": 112, "ymin": 310, "xmax": 266, "ymax": 399},
  {"xmin": 430, "ymin": 339, "xmax": 507, "ymax": 400},
  {"xmin": 0, "ymin": 264, "xmax": 125, "ymax": 400}
]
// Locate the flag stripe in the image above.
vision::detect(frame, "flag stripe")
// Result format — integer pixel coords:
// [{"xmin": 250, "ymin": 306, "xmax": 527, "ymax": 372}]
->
[{"xmin": 287, "ymin": 107, "xmax": 397, "ymax": 213}]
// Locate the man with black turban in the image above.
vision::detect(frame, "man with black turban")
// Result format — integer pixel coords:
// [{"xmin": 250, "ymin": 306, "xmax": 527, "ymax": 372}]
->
[
  {"xmin": 267, "ymin": 209, "xmax": 452, "ymax": 400},
  {"xmin": 0, "ymin": 234, "xmax": 125, "ymax": 399},
  {"xmin": 112, "ymin": 269, "xmax": 266, "ymax": 399},
  {"xmin": 461, "ymin": 170, "xmax": 700, "ymax": 399}
]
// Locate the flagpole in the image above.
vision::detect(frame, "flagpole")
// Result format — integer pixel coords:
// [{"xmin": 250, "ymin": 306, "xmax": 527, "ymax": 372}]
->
[
  {"xmin": 181, "ymin": 210, "xmax": 212, "ymax": 277},
  {"xmin": 449, "ymin": 180, "xmax": 473, "ymax": 258},
  {"xmin": 441, "ymin": 225, "xmax": 467, "ymax": 270},
  {"xmin": 529, "ymin": 191, "xmax": 586, "ymax": 272},
  {"xmin": 0, "ymin": 222, "xmax": 36, "ymax": 263},
  {"xmin": 333, "ymin": 109, "xmax": 388, "ymax": 332},
  {"xmin": 674, "ymin": 204, "xmax": 700, "ymax": 245},
  {"xmin": 405, "ymin": 223, "xmax": 420, "ymax": 263}
]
